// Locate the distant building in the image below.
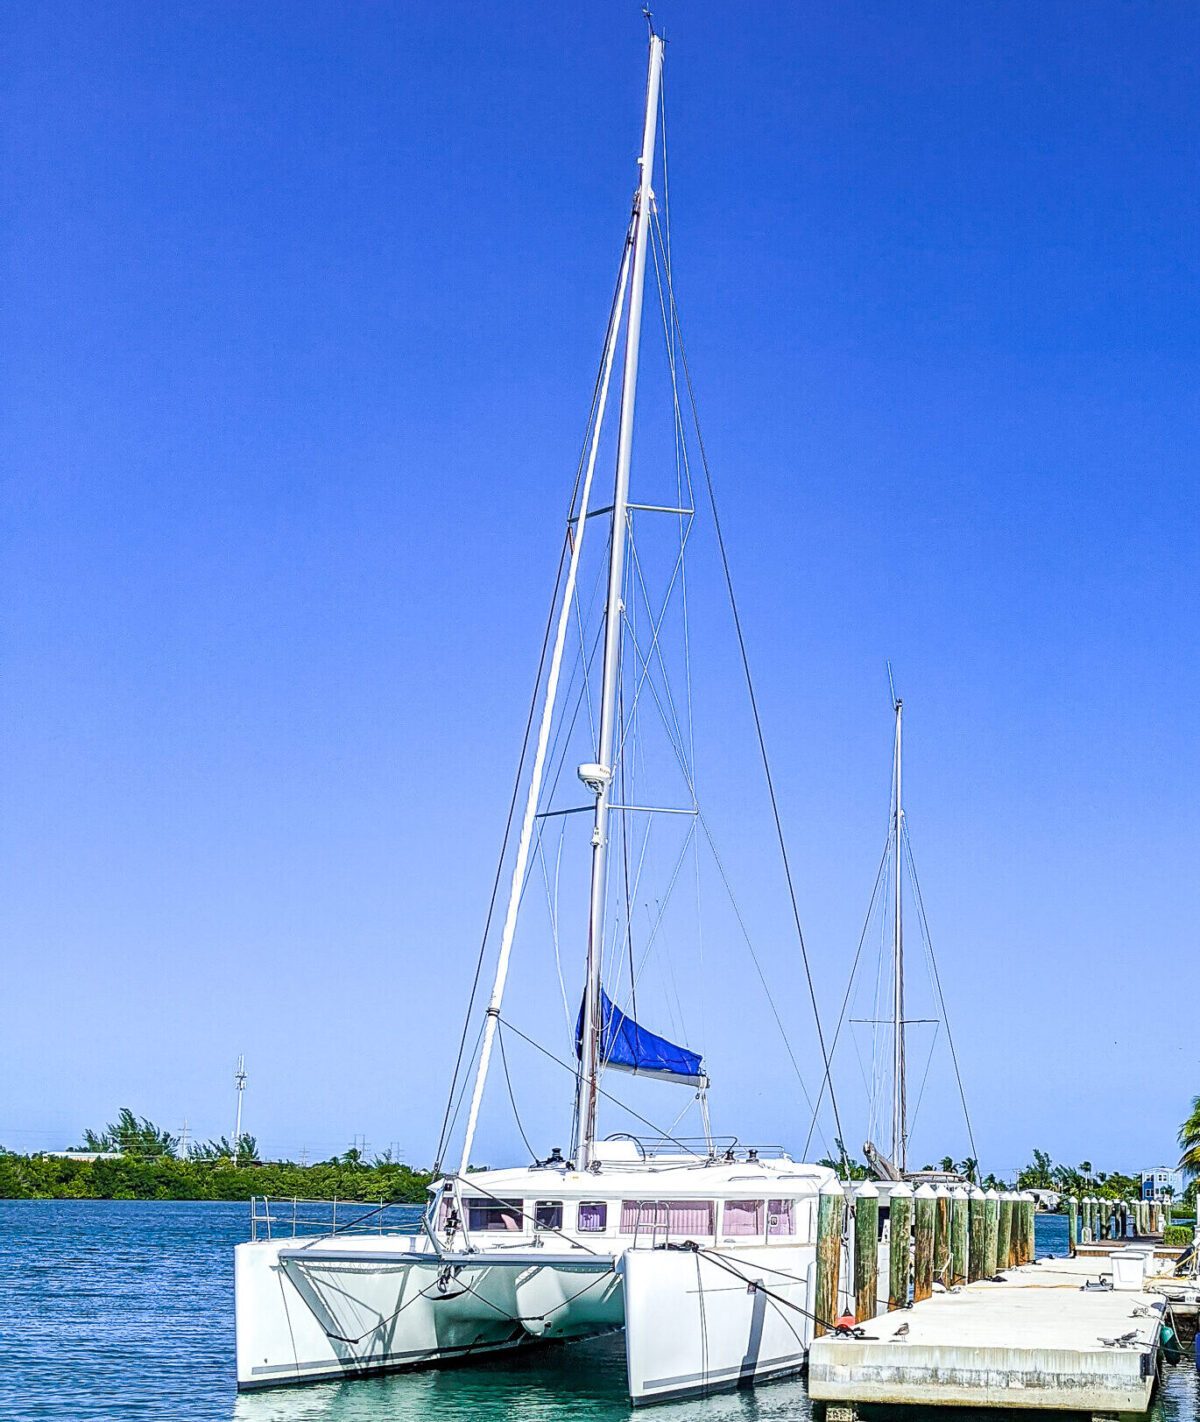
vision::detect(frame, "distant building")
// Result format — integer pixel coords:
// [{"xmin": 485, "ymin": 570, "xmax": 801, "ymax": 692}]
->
[
  {"xmin": 1140, "ymin": 1167, "xmax": 1183, "ymax": 1200},
  {"xmin": 43, "ymin": 1151, "xmax": 125, "ymax": 1162}
]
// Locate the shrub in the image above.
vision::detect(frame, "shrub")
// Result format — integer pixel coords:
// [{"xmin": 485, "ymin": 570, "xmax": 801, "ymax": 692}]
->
[{"xmin": 1163, "ymin": 1224, "xmax": 1192, "ymax": 1248}]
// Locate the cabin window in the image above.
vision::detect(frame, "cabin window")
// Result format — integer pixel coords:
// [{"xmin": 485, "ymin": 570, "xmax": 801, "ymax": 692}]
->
[
  {"xmin": 578, "ymin": 1201, "xmax": 607, "ymax": 1233},
  {"xmin": 668, "ymin": 1200, "xmax": 714, "ymax": 1235},
  {"xmin": 535, "ymin": 1200, "xmax": 563, "ymax": 1231},
  {"xmin": 620, "ymin": 1200, "xmax": 665, "ymax": 1233},
  {"xmin": 723, "ymin": 1199, "xmax": 764, "ymax": 1236},
  {"xmin": 768, "ymin": 1199, "xmax": 795, "ymax": 1237},
  {"xmin": 438, "ymin": 1196, "xmax": 456, "ymax": 1230},
  {"xmin": 618, "ymin": 1200, "xmax": 714, "ymax": 1235},
  {"xmin": 465, "ymin": 1197, "xmax": 523, "ymax": 1232}
]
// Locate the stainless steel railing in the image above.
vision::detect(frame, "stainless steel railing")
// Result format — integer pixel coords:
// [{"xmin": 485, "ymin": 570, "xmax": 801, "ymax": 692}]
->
[{"xmin": 249, "ymin": 1195, "xmax": 423, "ymax": 1241}]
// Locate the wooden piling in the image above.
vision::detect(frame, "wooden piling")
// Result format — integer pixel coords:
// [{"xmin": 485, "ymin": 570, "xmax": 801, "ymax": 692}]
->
[
  {"xmin": 1022, "ymin": 1193, "xmax": 1036, "ymax": 1263},
  {"xmin": 815, "ymin": 1178, "xmax": 844, "ymax": 1337},
  {"xmin": 1067, "ymin": 1194, "xmax": 1078, "ymax": 1256},
  {"xmin": 968, "ymin": 1187, "xmax": 986, "ymax": 1281},
  {"xmin": 913, "ymin": 1184, "xmax": 935, "ymax": 1303},
  {"xmin": 934, "ymin": 1185, "xmax": 951, "ymax": 1287},
  {"xmin": 983, "ymin": 1187, "xmax": 1000, "ymax": 1277},
  {"xmin": 854, "ymin": 1181, "xmax": 879, "ymax": 1322},
  {"xmin": 997, "ymin": 1192, "xmax": 1014, "ymax": 1271},
  {"xmin": 888, "ymin": 1182, "xmax": 912, "ymax": 1311},
  {"xmin": 950, "ymin": 1186, "xmax": 969, "ymax": 1284}
]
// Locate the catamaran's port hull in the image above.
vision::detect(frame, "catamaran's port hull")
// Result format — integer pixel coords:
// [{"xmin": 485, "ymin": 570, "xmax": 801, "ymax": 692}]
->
[
  {"xmin": 236, "ymin": 1233, "xmax": 821, "ymax": 1403},
  {"xmin": 234, "ymin": 1234, "xmax": 623, "ymax": 1391}
]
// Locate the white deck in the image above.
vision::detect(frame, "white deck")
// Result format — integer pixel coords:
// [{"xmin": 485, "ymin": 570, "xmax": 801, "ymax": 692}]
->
[{"xmin": 808, "ymin": 1254, "xmax": 1167, "ymax": 1412}]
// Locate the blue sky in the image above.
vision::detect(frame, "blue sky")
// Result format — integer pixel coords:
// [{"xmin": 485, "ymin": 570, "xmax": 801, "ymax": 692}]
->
[{"xmin": 3, "ymin": 1, "xmax": 1197, "ymax": 1179}]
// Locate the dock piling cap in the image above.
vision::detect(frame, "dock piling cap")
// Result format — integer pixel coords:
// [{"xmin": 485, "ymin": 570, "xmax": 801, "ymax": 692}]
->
[
  {"xmin": 855, "ymin": 1180, "xmax": 879, "ymax": 1199},
  {"xmin": 969, "ymin": 1185, "xmax": 986, "ymax": 1199},
  {"xmin": 914, "ymin": 1183, "xmax": 936, "ymax": 1199},
  {"xmin": 985, "ymin": 1187, "xmax": 1001, "ymax": 1201},
  {"xmin": 889, "ymin": 1180, "xmax": 913, "ymax": 1198},
  {"xmin": 951, "ymin": 1185, "xmax": 969, "ymax": 1199},
  {"xmin": 820, "ymin": 1177, "xmax": 844, "ymax": 1197}
]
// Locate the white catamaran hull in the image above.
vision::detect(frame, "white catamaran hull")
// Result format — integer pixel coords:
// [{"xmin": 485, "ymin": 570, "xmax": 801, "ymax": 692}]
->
[
  {"xmin": 236, "ymin": 1230, "xmax": 825, "ymax": 1403},
  {"xmin": 235, "ymin": 1234, "xmax": 622, "ymax": 1390}
]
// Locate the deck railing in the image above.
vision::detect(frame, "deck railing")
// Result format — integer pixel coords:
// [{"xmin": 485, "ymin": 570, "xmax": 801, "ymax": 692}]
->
[{"xmin": 249, "ymin": 1195, "xmax": 423, "ymax": 1241}]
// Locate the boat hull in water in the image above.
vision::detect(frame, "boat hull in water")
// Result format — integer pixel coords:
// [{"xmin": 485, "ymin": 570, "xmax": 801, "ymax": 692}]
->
[
  {"xmin": 235, "ymin": 1233, "xmax": 622, "ymax": 1390},
  {"xmin": 236, "ymin": 1230, "xmax": 825, "ymax": 1402}
]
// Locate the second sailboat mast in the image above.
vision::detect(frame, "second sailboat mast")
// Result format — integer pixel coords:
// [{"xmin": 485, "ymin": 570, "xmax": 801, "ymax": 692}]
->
[
  {"xmin": 575, "ymin": 32, "xmax": 664, "ymax": 1168},
  {"xmin": 891, "ymin": 696, "xmax": 907, "ymax": 1172}
]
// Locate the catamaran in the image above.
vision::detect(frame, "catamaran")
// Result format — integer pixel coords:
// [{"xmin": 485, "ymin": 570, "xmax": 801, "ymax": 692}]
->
[{"xmin": 235, "ymin": 23, "xmax": 863, "ymax": 1404}]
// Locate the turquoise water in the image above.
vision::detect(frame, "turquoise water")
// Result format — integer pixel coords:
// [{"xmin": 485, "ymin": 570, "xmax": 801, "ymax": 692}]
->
[{"xmin": 1, "ymin": 1201, "xmax": 1195, "ymax": 1421}]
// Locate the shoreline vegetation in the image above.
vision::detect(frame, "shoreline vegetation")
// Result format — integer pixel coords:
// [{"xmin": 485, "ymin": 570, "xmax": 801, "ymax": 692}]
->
[
  {"xmin": 2, "ymin": 1109, "xmax": 1196, "ymax": 1207},
  {"xmin": 0, "ymin": 1109, "xmax": 433, "ymax": 1203},
  {"xmin": 0, "ymin": 1151, "xmax": 433, "ymax": 1203}
]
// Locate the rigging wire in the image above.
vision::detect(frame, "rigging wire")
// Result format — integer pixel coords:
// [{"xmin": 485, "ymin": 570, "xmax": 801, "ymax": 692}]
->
[
  {"xmin": 802, "ymin": 838, "xmax": 890, "ymax": 1158},
  {"xmin": 903, "ymin": 820, "xmax": 981, "ymax": 1173},
  {"xmin": 498, "ymin": 1016, "xmax": 699, "ymax": 1153},
  {"xmin": 907, "ymin": 1019, "xmax": 941, "ymax": 1137},
  {"xmin": 439, "ymin": 1021, "xmax": 487, "ymax": 1165},
  {"xmin": 497, "ymin": 1026, "xmax": 538, "ymax": 1163},
  {"xmin": 656, "ymin": 244, "xmax": 850, "ymax": 1174},
  {"xmin": 433, "ymin": 238, "xmax": 637, "ymax": 1174},
  {"xmin": 431, "ymin": 543, "xmax": 566, "ymax": 1174}
]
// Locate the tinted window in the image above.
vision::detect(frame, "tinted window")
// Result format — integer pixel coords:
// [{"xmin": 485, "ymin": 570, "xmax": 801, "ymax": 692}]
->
[
  {"xmin": 465, "ymin": 1197, "xmax": 523, "ymax": 1231},
  {"xmin": 535, "ymin": 1200, "xmax": 563, "ymax": 1231},
  {"xmin": 578, "ymin": 1201, "xmax": 608, "ymax": 1232}
]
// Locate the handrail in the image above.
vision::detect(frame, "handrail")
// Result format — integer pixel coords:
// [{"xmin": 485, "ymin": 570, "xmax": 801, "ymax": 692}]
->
[{"xmin": 249, "ymin": 1196, "xmax": 424, "ymax": 1242}]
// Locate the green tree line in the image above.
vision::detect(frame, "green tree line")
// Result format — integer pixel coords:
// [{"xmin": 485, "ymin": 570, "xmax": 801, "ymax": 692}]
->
[{"xmin": 0, "ymin": 1108, "xmax": 432, "ymax": 1202}]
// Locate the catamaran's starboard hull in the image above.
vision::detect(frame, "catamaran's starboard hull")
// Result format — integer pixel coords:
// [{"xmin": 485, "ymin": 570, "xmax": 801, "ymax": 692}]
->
[
  {"xmin": 621, "ymin": 1243, "xmax": 818, "ymax": 1404},
  {"xmin": 234, "ymin": 1234, "xmax": 623, "ymax": 1390}
]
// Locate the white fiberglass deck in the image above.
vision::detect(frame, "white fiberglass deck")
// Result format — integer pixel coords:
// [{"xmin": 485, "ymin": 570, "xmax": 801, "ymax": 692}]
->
[{"xmin": 809, "ymin": 1254, "xmax": 1166, "ymax": 1412}]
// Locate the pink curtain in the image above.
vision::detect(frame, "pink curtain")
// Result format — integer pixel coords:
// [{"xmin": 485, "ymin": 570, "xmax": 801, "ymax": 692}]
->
[
  {"xmin": 723, "ymin": 1199, "xmax": 763, "ymax": 1236},
  {"xmin": 668, "ymin": 1200, "xmax": 714, "ymax": 1235},
  {"xmin": 620, "ymin": 1200, "xmax": 666, "ymax": 1233},
  {"xmin": 768, "ymin": 1199, "xmax": 795, "ymax": 1237},
  {"xmin": 619, "ymin": 1200, "xmax": 715, "ymax": 1235}
]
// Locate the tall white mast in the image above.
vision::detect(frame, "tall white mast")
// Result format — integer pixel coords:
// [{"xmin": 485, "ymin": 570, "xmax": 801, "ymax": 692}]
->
[
  {"xmin": 890, "ymin": 697, "xmax": 907, "ymax": 1172},
  {"xmin": 453, "ymin": 210, "xmax": 635, "ymax": 1180},
  {"xmin": 233, "ymin": 1054, "xmax": 247, "ymax": 1161},
  {"xmin": 575, "ymin": 31, "xmax": 664, "ymax": 1169}
]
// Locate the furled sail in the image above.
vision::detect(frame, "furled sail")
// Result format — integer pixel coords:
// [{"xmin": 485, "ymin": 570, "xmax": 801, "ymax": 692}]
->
[{"xmin": 576, "ymin": 989, "xmax": 708, "ymax": 1086}]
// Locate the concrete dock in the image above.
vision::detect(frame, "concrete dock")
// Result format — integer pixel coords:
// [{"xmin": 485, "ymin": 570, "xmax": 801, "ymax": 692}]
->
[{"xmin": 809, "ymin": 1254, "xmax": 1167, "ymax": 1416}]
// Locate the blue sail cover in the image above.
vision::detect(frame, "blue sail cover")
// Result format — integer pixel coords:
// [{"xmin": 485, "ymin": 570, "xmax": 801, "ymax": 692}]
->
[{"xmin": 576, "ymin": 989, "xmax": 707, "ymax": 1086}]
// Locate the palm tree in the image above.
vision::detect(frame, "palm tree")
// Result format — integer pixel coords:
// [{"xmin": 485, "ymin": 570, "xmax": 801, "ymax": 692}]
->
[{"xmin": 1178, "ymin": 1096, "xmax": 1200, "ymax": 1180}]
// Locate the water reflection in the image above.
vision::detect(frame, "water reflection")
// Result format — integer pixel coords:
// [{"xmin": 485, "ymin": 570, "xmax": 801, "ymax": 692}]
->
[{"xmin": 230, "ymin": 1332, "xmax": 817, "ymax": 1422}]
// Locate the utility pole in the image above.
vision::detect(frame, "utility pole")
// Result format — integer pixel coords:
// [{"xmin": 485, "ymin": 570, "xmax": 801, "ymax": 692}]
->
[{"xmin": 232, "ymin": 1054, "xmax": 247, "ymax": 1164}]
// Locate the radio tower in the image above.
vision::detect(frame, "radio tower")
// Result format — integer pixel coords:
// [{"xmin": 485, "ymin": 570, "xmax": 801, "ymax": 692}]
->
[{"xmin": 232, "ymin": 1054, "xmax": 247, "ymax": 1164}]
